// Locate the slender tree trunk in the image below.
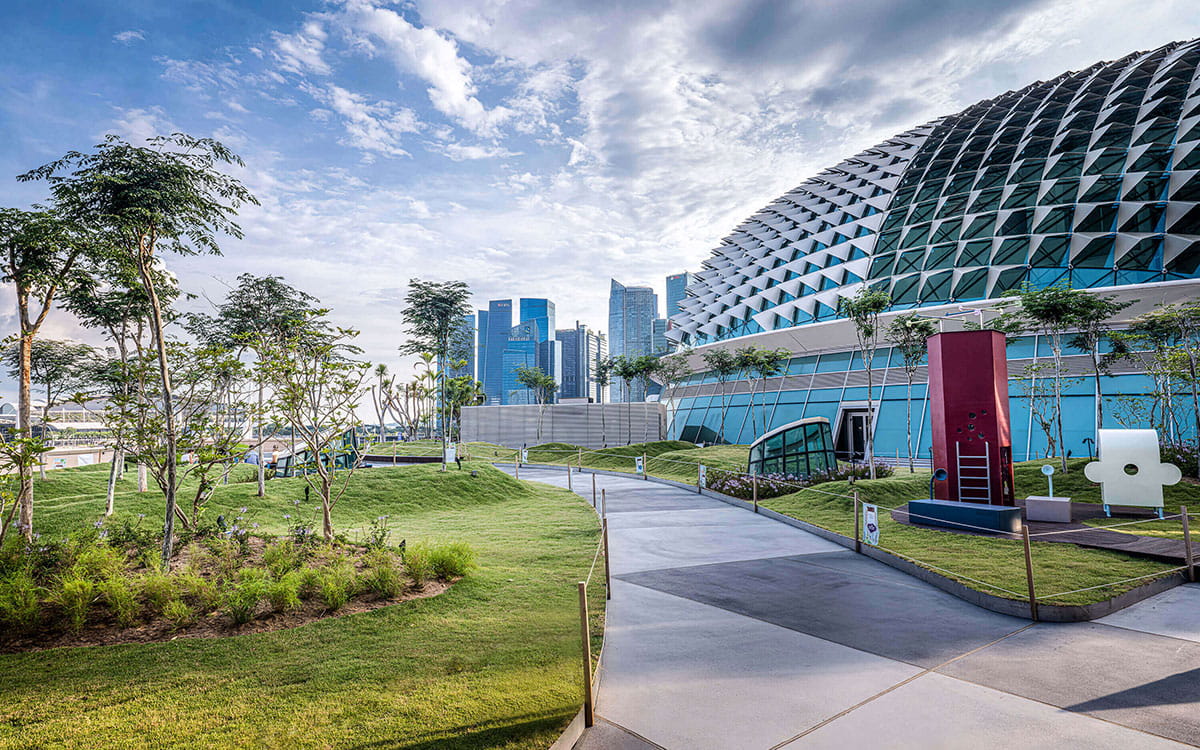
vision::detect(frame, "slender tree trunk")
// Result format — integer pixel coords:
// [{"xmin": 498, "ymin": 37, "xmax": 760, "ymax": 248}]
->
[
  {"xmin": 865, "ymin": 352, "xmax": 876, "ymax": 479},
  {"xmin": 105, "ymin": 448, "xmax": 121, "ymax": 516},
  {"xmin": 256, "ymin": 380, "xmax": 265, "ymax": 496},
  {"xmin": 906, "ymin": 373, "xmax": 914, "ymax": 472},
  {"xmin": 16, "ymin": 318, "xmax": 33, "ymax": 541},
  {"xmin": 1091, "ymin": 348, "xmax": 1104, "ymax": 431},
  {"xmin": 1052, "ymin": 335, "xmax": 1067, "ymax": 472},
  {"xmin": 137, "ymin": 251, "xmax": 179, "ymax": 567},
  {"xmin": 321, "ymin": 472, "xmax": 334, "ymax": 541}
]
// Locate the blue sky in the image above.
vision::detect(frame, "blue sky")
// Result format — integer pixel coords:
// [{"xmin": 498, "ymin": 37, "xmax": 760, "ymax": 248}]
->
[{"xmin": 2, "ymin": 0, "xmax": 1199, "ymax": 393}]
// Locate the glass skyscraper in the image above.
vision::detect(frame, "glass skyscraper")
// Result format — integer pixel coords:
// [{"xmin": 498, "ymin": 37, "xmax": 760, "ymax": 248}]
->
[
  {"xmin": 557, "ymin": 322, "xmax": 608, "ymax": 402},
  {"xmin": 478, "ymin": 297, "xmax": 561, "ymax": 405},
  {"xmin": 448, "ymin": 314, "xmax": 475, "ymax": 379},
  {"xmin": 608, "ymin": 279, "xmax": 659, "ymax": 402},
  {"xmin": 664, "ymin": 272, "xmax": 695, "ymax": 321},
  {"xmin": 478, "ymin": 300, "xmax": 513, "ymax": 405}
]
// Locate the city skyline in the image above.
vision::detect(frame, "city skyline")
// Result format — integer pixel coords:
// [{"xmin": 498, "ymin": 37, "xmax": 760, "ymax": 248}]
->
[{"xmin": 3, "ymin": 1, "xmax": 1198, "ymax": 391}]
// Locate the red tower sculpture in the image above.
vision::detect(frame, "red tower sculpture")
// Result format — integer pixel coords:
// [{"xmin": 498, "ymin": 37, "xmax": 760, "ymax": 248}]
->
[{"xmin": 926, "ymin": 330, "xmax": 1016, "ymax": 506}]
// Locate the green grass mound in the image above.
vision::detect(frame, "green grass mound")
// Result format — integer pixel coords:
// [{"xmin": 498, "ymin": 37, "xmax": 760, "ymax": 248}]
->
[{"xmin": 2, "ymin": 462, "xmax": 602, "ymax": 748}]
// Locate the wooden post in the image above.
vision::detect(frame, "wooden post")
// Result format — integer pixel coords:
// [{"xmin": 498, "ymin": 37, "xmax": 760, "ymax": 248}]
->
[
  {"xmin": 602, "ymin": 489, "xmax": 607, "ymax": 519},
  {"xmin": 568, "ymin": 464, "xmax": 573, "ymax": 491},
  {"xmin": 515, "ymin": 460, "xmax": 520, "ymax": 481},
  {"xmin": 578, "ymin": 447, "xmax": 583, "ymax": 472},
  {"xmin": 1183, "ymin": 506, "xmax": 1195, "ymax": 583},
  {"xmin": 592, "ymin": 473, "xmax": 597, "ymax": 507},
  {"xmin": 577, "ymin": 581, "xmax": 595, "ymax": 728},
  {"xmin": 854, "ymin": 489, "xmax": 861, "ymax": 554},
  {"xmin": 1022, "ymin": 526, "xmax": 1039, "ymax": 621},
  {"xmin": 603, "ymin": 518, "xmax": 612, "ymax": 601},
  {"xmin": 642, "ymin": 453, "xmax": 648, "ymax": 480},
  {"xmin": 753, "ymin": 474, "xmax": 759, "ymax": 514}
]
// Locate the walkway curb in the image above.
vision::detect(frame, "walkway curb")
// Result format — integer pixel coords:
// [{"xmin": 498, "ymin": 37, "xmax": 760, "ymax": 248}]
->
[{"xmin": 506, "ymin": 462, "xmax": 1187, "ymax": 623}]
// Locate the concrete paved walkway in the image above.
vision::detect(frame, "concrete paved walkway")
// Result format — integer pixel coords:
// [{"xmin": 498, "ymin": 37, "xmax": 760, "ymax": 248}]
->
[{"xmin": 507, "ymin": 467, "xmax": 1200, "ymax": 749}]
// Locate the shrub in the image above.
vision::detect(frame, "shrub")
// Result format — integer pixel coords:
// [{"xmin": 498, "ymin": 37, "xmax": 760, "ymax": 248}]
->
[
  {"xmin": 266, "ymin": 571, "xmax": 302, "ymax": 613},
  {"xmin": 360, "ymin": 549, "xmax": 405, "ymax": 599},
  {"xmin": 707, "ymin": 463, "xmax": 895, "ymax": 500},
  {"xmin": 174, "ymin": 571, "xmax": 219, "ymax": 612},
  {"xmin": 0, "ymin": 570, "xmax": 42, "ymax": 632},
  {"xmin": 203, "ymin": 536, "xmax": 245, "ymax": 582},
  {"xmin": 318, "ymin": 562, "xmax": 357, "ymax": 612},
  {"xmin": 1162, "ymin": 442, "xmax": 1199, "ymax": 479},
  {"xmin": 140, "ymin": 571, "xmax": 178, "ymax": 616},
  {"xmin": 105, "ymin": 517, "xmax": 158, "ymax": 558},
  {"xmin": 297, "ymin": 566, "xmax": 323, "ymax": 600},
  {"xmin": 163, "ymin": 599, "xmax": 196, "ymax": 631},
  {"xmin": 69, "ymin": 544, "xmax": 125, "ymax": 582},
  {"xmin": 221, "ymin": 570, "xmax": 268, "ymax": 625},
  {"xmin": 403, "ymin": 544, "xmax": 434, "ymax": 587},
  {"xmin": 56, "ymin": 576, "xmax": 96, "ymax": 633},
  {"xmin": 263, "ymin": 539, "xmax": 303, "ymax": 578},
  {"xmin": 363, "ymin": 516, "xmax": 391, "ymax": 550},
  {"xmin": 98, "ymin": 576, "xmax": 140, "ymax": 627},
  {"xmin": 428, "ymin": 543, "xmax": 477, "ymax": 580}
]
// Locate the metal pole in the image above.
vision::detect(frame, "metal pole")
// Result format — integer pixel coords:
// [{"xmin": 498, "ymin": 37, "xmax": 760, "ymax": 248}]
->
[
  {"xmin": 753, "ymin": 474, "xmax": 759, "ymax": 513},
  {"xmin": 577, "ymin": 581, "xmax": 594, "ymax": 728},
  {"xmin": 854, "ymin": 489, "xmax": 861, "ymax": 554},
  {"xmin": 592, "ymin": 473, "xmax": 597, "ymax": 507},
  {"xmin": 515, "ymin": 459, "xmax": 520, "ymax": 481},
  {"xmin": 697, "ymin": 465, "xmax": 702, "ymax": 494},
  {"xmin": 1183, "ymin": 506, "xmax": 1195, "ymax": 583},
  {"xmin": 568, "ymin": 464, "xmax": 573, "ymax": 491},
  {"xmin": 642, "ymin": 453, "xmax": 648, "ymax": 480},
  {"xmin": 1022, "ymin": 526, "xmax": 1039, "ymax": 621},
  {"xmin": 578, "ymin": 447, "xmax": 583, "ymax": 472},
  {"xmin": 603, "ymin": 518, "xmax": 612, "ymax": 601}
]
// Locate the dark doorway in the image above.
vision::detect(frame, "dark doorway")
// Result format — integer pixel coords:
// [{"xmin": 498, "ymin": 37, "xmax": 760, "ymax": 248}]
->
[{"xmin": 835, "ymin": 409, "xmax": 868, "ymax": 461}]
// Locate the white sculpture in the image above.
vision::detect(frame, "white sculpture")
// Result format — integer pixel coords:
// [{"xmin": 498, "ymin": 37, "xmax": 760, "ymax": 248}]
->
[{"xmin": 1083, "ymin": 429, "xmax": 1182, "ymax": 518}]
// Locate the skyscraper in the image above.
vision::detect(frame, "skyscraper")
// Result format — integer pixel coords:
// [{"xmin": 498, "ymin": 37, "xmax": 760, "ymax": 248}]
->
[
  {"xmin": 665, "ymin": 272, "xmax": 695, "ymax": 323},
  {"xmin": 501, "ymin": 321, "xmax": 538, "ymax": 405},
  {"xmin": 652, "ymin": 317, "xmax": 668, "ymax": 355},
  {"xmin": 480, "ymin": 300, "xmax": 513, "ymax": 405},
  {"xmin": 448, "ymin": 314, "xmax": 475, "ymax": 379},
  {"xmin": 557, "ymin": 322, "xmax": 608, "ymax": 402},
  {"xmin": 608, "ymin": 279, "xmax": 658, "ymax": 402}
]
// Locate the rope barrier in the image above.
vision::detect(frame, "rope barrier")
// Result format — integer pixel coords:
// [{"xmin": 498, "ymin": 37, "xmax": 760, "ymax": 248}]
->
[
  {"xmin": 1039, "ymin": 566, "xmax": 1189, "ymax": 600},
  {"xmin": 1028, "ymin": 514, "xmax": 1185, "ymax": 537}
]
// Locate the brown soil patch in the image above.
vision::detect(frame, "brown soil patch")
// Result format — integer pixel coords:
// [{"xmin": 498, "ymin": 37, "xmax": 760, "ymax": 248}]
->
[{"xmin": 0, "ymin": 579, "xmax": 454, "ymax": 654}]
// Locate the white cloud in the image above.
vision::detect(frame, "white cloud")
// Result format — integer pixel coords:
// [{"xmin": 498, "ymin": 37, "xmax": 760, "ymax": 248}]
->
[
  {"xmin": 113, "ymin": 29, "xmax": 145, "ymax": 44},
  {"xmin": 271, "ymin": 20, "xmax": 332, "ymax": 76},
  {"xmin": 335, "ymin": 1, "xmax": 512, "ymax": 136},
  {"xmin": 305, "ymin": 83, "xmax": 421, "ymax": 157},
  {"xmin": 432, "ymin": 142, "xmax": 518, "ymax": 161},
  {"xmin": 104, "ymin": 106, "xmax": 177, "ymax": 144}
]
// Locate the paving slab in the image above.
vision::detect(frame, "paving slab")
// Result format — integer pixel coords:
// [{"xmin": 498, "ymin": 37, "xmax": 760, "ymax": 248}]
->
[
  {"xmin": 573, "ymin": 719, "xmax": 662, "ymax": 750},
  {"xmin": 620, "ymin": 551, "xmax": 1028, "ymax": 667},
  {"xmin": 938, "ymin": 622, "xmax": 1200, "ymax": 746},
  {"xmin": 597, "ymin": 579, "xmax": 921, "ymax": 750},
  {"xmin": 1098, "ymin": 583, "xmax": 1200, "ymax": 643},
  {"xmin": 790, "ymin": 672, "xmax": 1189, "ymax": 749}
]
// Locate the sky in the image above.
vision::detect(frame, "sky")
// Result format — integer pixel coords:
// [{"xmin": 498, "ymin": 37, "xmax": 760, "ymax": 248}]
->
[{"xmin": 1, "ymin": 0, "xmax": 1199, "ymax": 399}]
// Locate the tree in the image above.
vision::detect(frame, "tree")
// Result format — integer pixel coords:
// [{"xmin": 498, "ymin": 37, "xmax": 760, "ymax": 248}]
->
[
  {"xmin": 838, "ymin": 288, "xmax": 891, "ymax": 478},
  {"xmin": 63, "ymin": 263, "xmax": 160, "ymax": 513},
  {"xmin": 628, "ymin": 355, "xmax": 661, "ymax": 442},
  {"xmin": 0, "ymin": 435, "xmax": 52, "ymax": 546},
  {"xmin": 186, "ymin": 273, "xmax": 321, "ymax": 497},
  {"xmin": 261, "ymin": 325, "xmax": 368, "ymax": 542},
  {"xmin": 515, "ymin": 366, "xmax": 558, "ymax": 443},
  {"xmin": 609, "ymin": 356, "xmax": 637, "ymax": 444},
  {"xmin": 700, "ymin": 348, "xmax": 739, "ymax": 444},
  {"xmin": 740, "ymin": 346, "xmax": 790, "ymax": 439},
  {"xmin": 398, "ymin": 279, "xmax": 472, "ymax": 471},
  {"xmin": 653, "ymin": 350, "xmax": 693, "ymax": 440},
  {"xmin": 370, "ymin": 363, "xmax": 393, "ymax": 445},
  {"xmin": 594, "ymin": 354, "xmax": 614, "ymax": 446},
  {"xmin": 0, "ymin": 208, "xmax": 89, "ymax": 540},
  {"xmin": 1128, "ymin": 302, "xmax": 1200, "ymax": 444},
  {"xmin": 445, "ymin": 375, "xmax": 485, "ymax": 442},
  {"xmin": 887, "ymin": 313, "xmax": 938, "ymax": 471},
  {"xmin": 992, "ymin": 283, "xmax": 1107, "ymax": 472},
  {"xmin": 1066, "ymin": 293, "xmax": 1132, "ymax": 431},
  {"xmin": 24, "ymin": 133, "xmax": 258, "ymax": 563}
]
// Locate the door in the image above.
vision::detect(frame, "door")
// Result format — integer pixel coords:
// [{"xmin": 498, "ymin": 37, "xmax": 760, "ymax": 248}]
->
[{"xmin": 835, "ymin": 410, "xmax": 868, "ymax": 462}]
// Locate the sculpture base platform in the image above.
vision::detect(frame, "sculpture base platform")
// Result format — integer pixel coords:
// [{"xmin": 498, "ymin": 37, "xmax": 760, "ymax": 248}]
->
[
  {"xmin": 1026, "ymin": 495, "xmax": 1072, "ymax": 523},
  {"xmin": 907, "ymin": 498, "xmax": 1022, "ymax": 534}
]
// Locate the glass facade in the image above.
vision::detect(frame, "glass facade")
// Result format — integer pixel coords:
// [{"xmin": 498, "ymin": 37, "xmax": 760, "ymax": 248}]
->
[
  {"xmin": 748, "ymin": 418, "xmax": 836, "ymax": 477},
  {"xmin": 609, "ymin": 279, "xmax": 660, "ymax": 402},
  {"xmin": 668, "ymin": 39, "xmax": 1200, "ymax": 348}
]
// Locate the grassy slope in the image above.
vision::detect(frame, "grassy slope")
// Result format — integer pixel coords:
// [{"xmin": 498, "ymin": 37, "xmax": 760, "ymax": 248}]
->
[{"xmin": 1, "ymin": 463, "xmax": 601, "ymax": 750}]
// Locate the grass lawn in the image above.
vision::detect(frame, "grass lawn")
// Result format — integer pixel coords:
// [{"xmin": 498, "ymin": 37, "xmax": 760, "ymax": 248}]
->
[
  {"xmin": 502, "ymin": 441, "xmax": 1191, "ymax": 607},
  {"xmin": 1, "ymin": 462, "xmax": 602, "ymax": 750},
  {"xmin": 365, "ymin": 441, "xmax": 512, "ymax": 458}
]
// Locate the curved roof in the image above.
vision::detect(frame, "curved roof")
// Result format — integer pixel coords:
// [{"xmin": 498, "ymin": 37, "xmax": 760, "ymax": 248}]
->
[{"xmin": 670, "ymin": 38, "xmax": 1200, "ymax": 347}]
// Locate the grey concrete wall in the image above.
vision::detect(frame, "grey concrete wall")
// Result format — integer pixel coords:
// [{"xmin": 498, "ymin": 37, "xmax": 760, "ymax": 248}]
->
[{"xmin": 462, "ymin": 402, "xmax": 665, "ymax": 448}]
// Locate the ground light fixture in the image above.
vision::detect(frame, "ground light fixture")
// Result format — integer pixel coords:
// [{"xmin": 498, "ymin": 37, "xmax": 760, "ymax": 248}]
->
[{"xmin": 929, "ymin": 468, "xmax": 948, "ymax": 500}]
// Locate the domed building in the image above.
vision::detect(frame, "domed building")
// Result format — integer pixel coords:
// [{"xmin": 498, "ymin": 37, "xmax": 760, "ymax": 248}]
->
[{"xmin": 666, "ymin": 38, "xmax": 1200, "ymax": 461}]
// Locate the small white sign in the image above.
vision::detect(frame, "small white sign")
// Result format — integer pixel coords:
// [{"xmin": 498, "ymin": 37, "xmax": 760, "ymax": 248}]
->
[
  {"xmin": 863, "ymin": 504, "xmax": 880, "ymax": 546},
  {"xmin": 698, "ymin": 464, "xmax": 707, "ymax": 488},
  {"xmin": 444, "ymin": 444, "xmax": 457, "ymax": 464},
  {"xmin": 635, "ymin": 456, "xmax": 645, "ymax": 474},
  {"xmin": 520, "ymin": 448, "xmax": 529, "ymax": 464}
]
